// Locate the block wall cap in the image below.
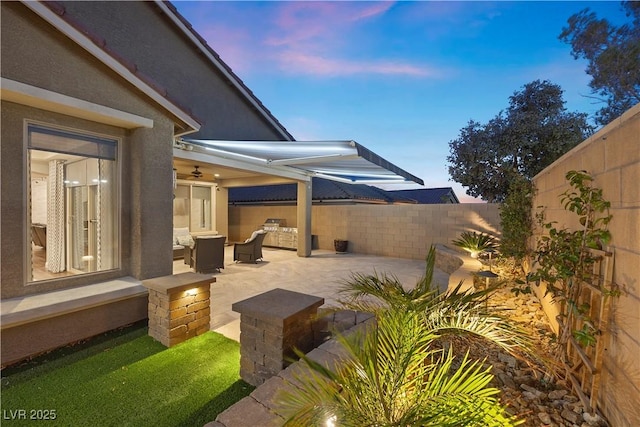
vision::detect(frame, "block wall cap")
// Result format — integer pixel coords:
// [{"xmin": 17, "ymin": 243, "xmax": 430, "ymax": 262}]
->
[
  {"xmin": 142, "ymin": 272, "xmax": 215, "ymax": 294},
  {"xmin": 232, "ymin": 288, "xmax": 324, "ymax": 324}
]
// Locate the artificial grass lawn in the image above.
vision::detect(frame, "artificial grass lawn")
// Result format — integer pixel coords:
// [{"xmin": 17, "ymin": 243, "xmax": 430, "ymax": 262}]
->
[{"xmin": 1, "ymin": 322, "xmax": 254, "ymax": 426}]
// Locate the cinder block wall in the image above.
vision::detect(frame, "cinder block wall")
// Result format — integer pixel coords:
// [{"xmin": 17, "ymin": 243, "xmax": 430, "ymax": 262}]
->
[
  {"xmin": 532, "ymin": 104, "xmax": 640, "ymax": 426},
  {"xmin": 229, "ymin": 203, "xmax": 501, "ymax": 260}
]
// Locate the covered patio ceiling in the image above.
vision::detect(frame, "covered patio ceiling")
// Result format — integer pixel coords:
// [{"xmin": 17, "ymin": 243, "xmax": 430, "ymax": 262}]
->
[{"xmin": 177, "ymin": 139, "xmax": 424, "ymax": 186}]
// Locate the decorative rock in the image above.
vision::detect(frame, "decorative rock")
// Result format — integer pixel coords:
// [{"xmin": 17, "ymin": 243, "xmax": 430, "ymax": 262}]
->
[
  {"xmin": 538, "ymin": 412, "xmax": 552, "ymax": 425},
  {"xmin": 521, "ymin": 383, "xmax": 545, "ymax": 400},
  {"xmin": 583, "ymin": 412, "xmax": 604, "ymax": 426},
  {"xmin": 498, "ymin": 353, "xmax": 517, "ymax": 368},
  {"xmin": 549, "ymin": 389, "xmax": 568, "ymax": 400},
  {"xmin": 561, "ymin": 408, "xmax": 582, "ymax": 424},
  {"xmin": 498, "ymin": 372, "xmax": 516, "ymax": 389}
]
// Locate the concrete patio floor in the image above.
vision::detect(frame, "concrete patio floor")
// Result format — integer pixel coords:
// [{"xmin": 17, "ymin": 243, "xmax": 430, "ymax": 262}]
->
[{"xmin": 173, "ymin": 246, "xmax": 450, "ymax": 342}]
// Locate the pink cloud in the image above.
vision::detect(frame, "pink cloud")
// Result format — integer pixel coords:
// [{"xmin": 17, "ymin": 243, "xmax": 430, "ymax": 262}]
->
[
  {"xmin": 266, "ymin": 2, "xmax": 346, "ymax": 48},
  {"xmin": 277, "ymin": 51, "xmax": 439, "ymax": 77},
  {"xmin": 349, "ymin": 2, "xmax": 395, "ymax": 22},
  {"xmin": 266, "ymin": 2, "xmax": 394, "ymax": 48},
  {"xmin": 181, "ymin": 2, "xmax": 444, "ymax": 79},
  {"xmin": 260, "ymin": 2, "xmax": 440, "ymax": 78}
]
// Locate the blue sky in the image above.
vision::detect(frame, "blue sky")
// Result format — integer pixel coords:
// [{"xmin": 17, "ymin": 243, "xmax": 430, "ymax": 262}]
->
[{"xmin": 173, "ymin": 1, "xmax": 629, "ymax": 202}]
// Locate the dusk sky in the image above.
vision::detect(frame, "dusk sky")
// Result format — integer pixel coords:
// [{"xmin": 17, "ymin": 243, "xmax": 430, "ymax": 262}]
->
[{"xmin": 173, "ymin": 1, "xmax": 629, "ymax": 202}]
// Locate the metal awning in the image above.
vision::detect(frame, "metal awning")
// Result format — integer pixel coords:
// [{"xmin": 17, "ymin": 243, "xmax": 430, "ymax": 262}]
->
[{"xmin": 179, "ymin": 139, "xmax": 424, "ymax": 185}]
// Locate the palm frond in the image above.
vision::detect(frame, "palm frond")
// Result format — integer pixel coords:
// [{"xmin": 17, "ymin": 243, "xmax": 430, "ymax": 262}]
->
[
  {"xmin": 338, "ymin": 246, "xmax": 442, "ymax": 313},
  {"xmin": 452, "ymin": 231, "xmax": 498, "ymax": 256},
  {"xmin": 277, "ymin": 309, "xmax": 522, "ymax": 426},
  {"xmin": 277, "ymin": 244, "xmax": 534, "ymax": 426}
]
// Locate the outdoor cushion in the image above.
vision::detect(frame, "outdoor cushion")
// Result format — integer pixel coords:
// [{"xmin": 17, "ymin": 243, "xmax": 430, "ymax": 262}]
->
[
  {"xmin": 244, "ymin": 231, "xmax": 259, "ymax": 243},
  {"xmin": 173, "ymin": 227, "xmax": 190, "ymax": 245},
  {"xmin": 176, "ymin": 234, "xmax": 194, "ymax": 247}
]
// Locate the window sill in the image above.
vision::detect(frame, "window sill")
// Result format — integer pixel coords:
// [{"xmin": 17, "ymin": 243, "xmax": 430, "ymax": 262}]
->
[{"xmin": 1, "ymin": 277, "xmax": 147, "ymax": 329}]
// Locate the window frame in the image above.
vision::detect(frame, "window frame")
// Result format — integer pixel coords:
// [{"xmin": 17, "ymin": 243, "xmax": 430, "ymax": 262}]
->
[
  {"xmin": 25, "ymin": 120, "xmax": 123, "ymax": 285},
  {"xmin": 174, "ymin": 180, "xmax": 217, "ymax": 234}
]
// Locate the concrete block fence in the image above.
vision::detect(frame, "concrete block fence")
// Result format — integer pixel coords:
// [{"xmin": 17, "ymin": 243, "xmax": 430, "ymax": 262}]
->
[
  {"xmin": 229, "ymin": 203, "xmax": 501, "ymax": 261},
  {"xmin": 531, "ymin": 104, "xmax": 640, "ymax": 426}
]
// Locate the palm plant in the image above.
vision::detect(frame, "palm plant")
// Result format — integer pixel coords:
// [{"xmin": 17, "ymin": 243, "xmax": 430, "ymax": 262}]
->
[
  {"xmin": 339, "ymin": 246, "xmax": 533, "ymax": 359},
  {"xmin": 276, "ymin": 246, "xmax": 537, "ymax": 426},
  {"xmin": 452, "ymin": 231, "xmax": 498, "ymax": 258},
  {"xmin": 278, "ymin": 309, "xmax": 522, "ymax": 426}
]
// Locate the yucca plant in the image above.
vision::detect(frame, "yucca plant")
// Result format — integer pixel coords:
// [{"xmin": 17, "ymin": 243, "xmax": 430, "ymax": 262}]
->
[
  {"xmin": 452, "ymin": 231, "xmax": 498, "ymax": 258},
  {"xmin": 276, "ymin": 246, "xmax": 537, "ymax": 426}
]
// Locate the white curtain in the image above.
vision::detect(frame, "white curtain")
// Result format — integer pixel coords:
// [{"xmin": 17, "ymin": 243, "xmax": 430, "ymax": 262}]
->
[
  {"xmin": 97, "ymin": 159, "xmax": 115, "ymax": 270},
  {"xmin": 46, "ymin": 160, "xmax": 65, "ymax": 272}
]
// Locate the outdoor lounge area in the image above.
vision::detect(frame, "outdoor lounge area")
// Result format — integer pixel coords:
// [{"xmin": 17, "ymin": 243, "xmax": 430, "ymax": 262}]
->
[{"xmin": 172, "ymin": 245, "xmax": 453, "ymax": 342}]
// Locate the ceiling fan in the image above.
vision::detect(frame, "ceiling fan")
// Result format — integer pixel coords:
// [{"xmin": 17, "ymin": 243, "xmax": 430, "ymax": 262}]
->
[
  {"xmin": 176, "ymin": 165, "xmax": 215, "ymax": 181},
  {"xmin": 190, "ymin": 165, "xmax": 203, "ymax": 179}
]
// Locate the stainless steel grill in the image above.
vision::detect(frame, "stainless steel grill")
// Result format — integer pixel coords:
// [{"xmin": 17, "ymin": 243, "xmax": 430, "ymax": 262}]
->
[
  {"xmin": 261, "ymin": 219, "xmax": 297, "ymax": 249},
  {"xmin": 262, "ymin": 218, "xmax": 286, "ymax": 232}
]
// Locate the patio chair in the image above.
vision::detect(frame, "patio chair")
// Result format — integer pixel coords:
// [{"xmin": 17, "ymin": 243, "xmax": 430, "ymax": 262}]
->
[
  {"xmin": 190, "ymin": 235, "xmax": 226, "ymax": 273},
  {"xmin": 234, "ymin": 230, "xmax": 267, "ymax": 263}
]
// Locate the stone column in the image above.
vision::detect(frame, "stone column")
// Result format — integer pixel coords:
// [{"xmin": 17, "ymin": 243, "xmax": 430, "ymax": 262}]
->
[
  {"xmin": 232, "ymin": 288, "xmax": 324, "ymax": 386},
  {"xmin": 142, "ymin": 272, "xmax": 214, "ymax": 347}
]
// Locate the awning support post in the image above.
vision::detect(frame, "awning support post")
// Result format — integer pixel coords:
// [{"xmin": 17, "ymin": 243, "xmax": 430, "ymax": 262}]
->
[{"xmin": 297, "ymin": 180, "xmax": 312, "ymax": 257}]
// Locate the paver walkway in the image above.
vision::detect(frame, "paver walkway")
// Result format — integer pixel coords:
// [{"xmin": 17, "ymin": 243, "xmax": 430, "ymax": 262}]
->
[{"xmin": 174, "ymin": 246, "xmax": 451, "ymax": 341}]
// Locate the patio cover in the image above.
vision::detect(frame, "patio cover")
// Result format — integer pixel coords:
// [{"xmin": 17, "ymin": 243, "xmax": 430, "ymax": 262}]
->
[{"xmin": 179, "ymin": 139, "xmax": 424, "ymax": 185}]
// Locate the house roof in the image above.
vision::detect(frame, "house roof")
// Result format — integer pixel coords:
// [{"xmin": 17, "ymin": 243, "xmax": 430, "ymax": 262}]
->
[
  {"xmin": 386, "ymin": 187, "xmax": 460, "ymax": 204},
  {"xmin": 229, "ymin": 177, "xmax": 417, "ymax": 205}
]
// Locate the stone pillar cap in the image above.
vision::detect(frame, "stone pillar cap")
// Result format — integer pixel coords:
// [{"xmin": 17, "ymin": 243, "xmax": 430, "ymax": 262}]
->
[
  {"xmin": 232, "ymin": 288, "xmax": 324, "ymax": 324},
  {"xmin": 142, "ymin": 272, "xmax": 215, "ymax": 294}
]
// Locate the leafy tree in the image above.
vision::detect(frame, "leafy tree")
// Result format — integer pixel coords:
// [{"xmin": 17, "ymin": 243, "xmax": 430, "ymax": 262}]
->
[
  {"xmin": 499, "ymin": 175, "xmax": 534, "ymax": 265},
  {"xmin": 559, "ymin": 1, "xmax": 640, "ymax": 126},
  {"xmin": 448, "ymin": 80, "xmax": 593, "ymax": 202}
]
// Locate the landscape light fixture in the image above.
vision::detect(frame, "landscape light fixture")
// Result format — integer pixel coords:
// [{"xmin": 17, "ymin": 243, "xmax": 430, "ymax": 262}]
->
[{"xmin": 477, "ymin": 248, "xmax": 498, "ymax": 288}]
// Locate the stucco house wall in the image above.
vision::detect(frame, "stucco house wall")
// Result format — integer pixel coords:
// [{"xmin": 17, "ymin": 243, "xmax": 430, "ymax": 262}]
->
[
  {"xmin": 58, "ymin": 1, "xmax": 290, "ymax": 141},
  {"xmin": 531, "ymin": 104, "xmax": 640, "ymax": 426},
  {"xmin": 0, "ymin": 0, "xmax": 295, "ymax": 365},
  {"xmin": 1, "ymin": 1, "xmax": 181, "ymax": 298},
  {"xmin": 230, "ymin": 203, "xmax": 501, "ymax": 260}
]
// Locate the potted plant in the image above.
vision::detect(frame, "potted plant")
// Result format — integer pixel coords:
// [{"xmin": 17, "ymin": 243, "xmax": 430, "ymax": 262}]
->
[
  {"xmin": 452, "ymin": 231, "xmax": 497, "ymax": 258},
  {"xmin": 334, "ymin": 239, "xmax": 348, "ymax": 253}
]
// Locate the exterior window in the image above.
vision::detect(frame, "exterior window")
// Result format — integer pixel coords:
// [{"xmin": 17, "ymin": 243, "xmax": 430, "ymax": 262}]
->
[
  {"xmin": 173, "ymin": 183, "xmax": 215, "ymax": 232},
  {"xmin": 28, "ymin": 124, "xmax": 119, "ymax": 282}
]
